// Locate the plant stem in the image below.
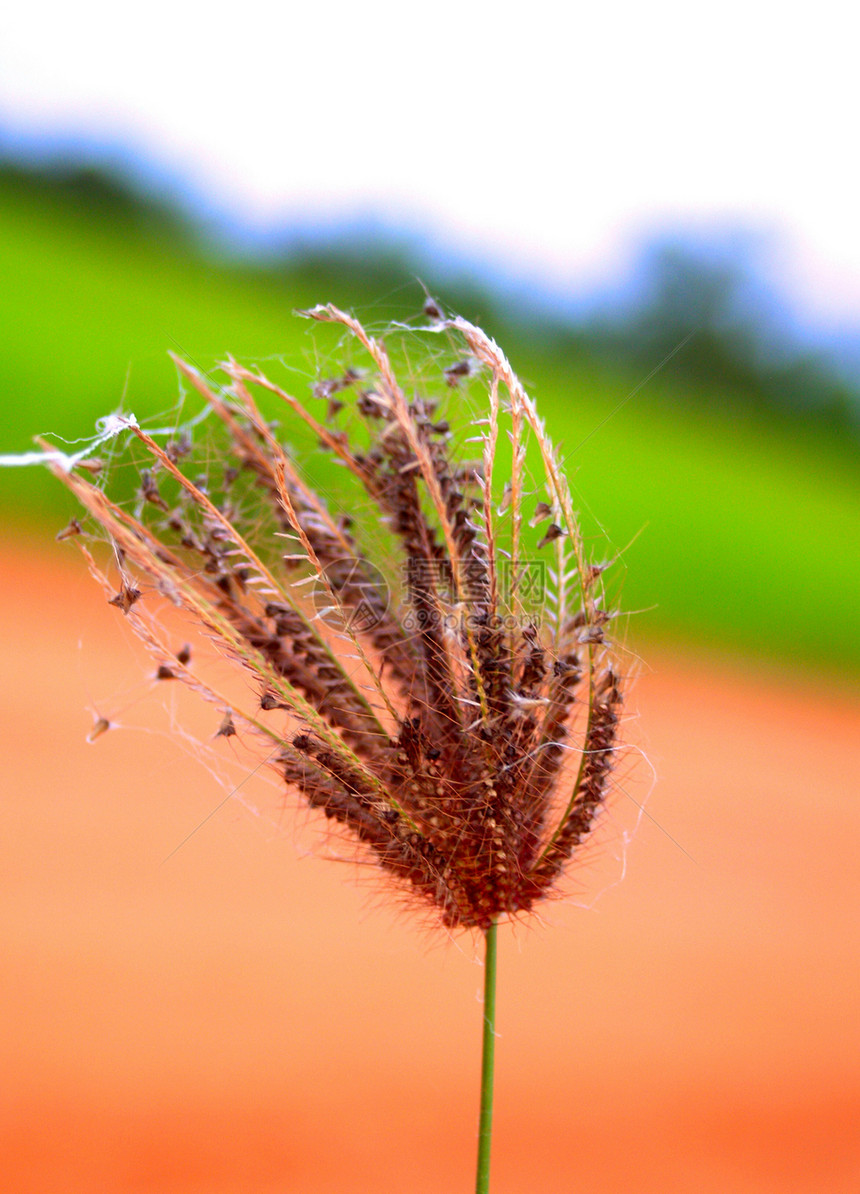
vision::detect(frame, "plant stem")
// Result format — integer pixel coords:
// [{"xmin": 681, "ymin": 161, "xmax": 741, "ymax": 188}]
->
[{"xmin": 475, "ymin": 919, "xmax": 498, "ymax": 1194}]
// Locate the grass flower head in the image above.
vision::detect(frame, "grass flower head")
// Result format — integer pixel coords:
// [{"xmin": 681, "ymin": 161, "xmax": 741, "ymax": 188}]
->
[{"xmin": 48, "ymin": 301, "xmax": 625, "ymax": 933}]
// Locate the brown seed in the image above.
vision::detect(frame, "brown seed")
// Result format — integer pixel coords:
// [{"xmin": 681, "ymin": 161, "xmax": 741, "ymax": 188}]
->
[
  {"xmin": 423, "ymin": 296, "xmax": 444, "ymax": 322},
  {"xmin": 108, "ymin": 584, "xmax": 141, "ymax": 615},
  {"xmin": 215, "ymin": 712, "xmax": 236, "ymax": 738},
  {"xmin": 87, "ymin": 716, "xmax": 111, "ymax": 742},
  {"xmin": 529, "ymin": 502, "xmax": 553, "ymax": 527},
  {"xmin": 56, "ymin": 518, "xmax": 82, "ymax": 541},
  {"xmin": 536, "ymin": 523, "xmax": 565, "ymax": 549}
]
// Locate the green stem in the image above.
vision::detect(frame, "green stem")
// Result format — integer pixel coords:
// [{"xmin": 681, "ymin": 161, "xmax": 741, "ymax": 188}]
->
[{"xmin": 475, "ymin": 919, "xmax": 498, "ymax": 1194}]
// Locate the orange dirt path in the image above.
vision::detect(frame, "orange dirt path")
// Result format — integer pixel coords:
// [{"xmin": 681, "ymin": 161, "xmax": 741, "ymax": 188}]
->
[{"xmin": 1, "ymin": 542, "xmax": 858, "ymax": 1193}]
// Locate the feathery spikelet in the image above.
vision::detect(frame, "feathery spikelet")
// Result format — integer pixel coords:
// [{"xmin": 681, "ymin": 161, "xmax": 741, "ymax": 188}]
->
[{"xmin": 48, "ymin": 303, "xmax": 625, "ymax": 931}]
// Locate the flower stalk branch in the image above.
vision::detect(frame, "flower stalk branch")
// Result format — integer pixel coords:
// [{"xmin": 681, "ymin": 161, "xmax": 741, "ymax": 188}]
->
[{"xmin": 476, "ymin": 919, "xmax": 498, "ymax": 1194}]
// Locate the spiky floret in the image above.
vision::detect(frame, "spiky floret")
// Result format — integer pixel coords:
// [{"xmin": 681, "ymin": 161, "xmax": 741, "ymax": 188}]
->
[{"xmin": 49, "ymin": 303, "xmax": 624, "ymax": 930}]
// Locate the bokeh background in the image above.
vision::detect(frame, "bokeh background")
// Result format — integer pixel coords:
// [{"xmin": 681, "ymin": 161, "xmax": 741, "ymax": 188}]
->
[{"xmin": 1, "ymin": 4, "xmax": 858, "ymax": 1192}]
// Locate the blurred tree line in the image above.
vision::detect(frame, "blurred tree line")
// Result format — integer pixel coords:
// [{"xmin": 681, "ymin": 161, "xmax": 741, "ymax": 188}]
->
[
  {"xmin": 3, "ymin": 157, "xmax": 857, "ymax": 437},
  {"xmin": 575, "ymin": 239, "xmax": 859, "ymax": 433}
]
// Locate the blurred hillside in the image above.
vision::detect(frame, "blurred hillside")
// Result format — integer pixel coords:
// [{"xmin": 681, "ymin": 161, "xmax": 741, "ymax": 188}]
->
[{"xmin": 1, "ymin": 160, "xmax": 857, "ymax": 679}]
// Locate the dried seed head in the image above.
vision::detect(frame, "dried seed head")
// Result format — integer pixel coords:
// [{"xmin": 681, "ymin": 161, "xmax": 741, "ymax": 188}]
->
[{"xmin": 49, "ymin": 303, "xmax": 628, "ymax": 932}]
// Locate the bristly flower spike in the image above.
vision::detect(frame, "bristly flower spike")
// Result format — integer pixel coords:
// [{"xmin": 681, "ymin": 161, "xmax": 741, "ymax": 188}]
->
[{"xmin": 47, "ymin": 302, "xmax": 624, "ymax": 932}]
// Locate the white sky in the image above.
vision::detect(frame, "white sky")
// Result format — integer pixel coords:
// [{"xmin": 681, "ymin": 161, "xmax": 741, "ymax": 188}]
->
[{"xmin": 1, "ymin": 1, "xmax": 858, "ymax": 327}]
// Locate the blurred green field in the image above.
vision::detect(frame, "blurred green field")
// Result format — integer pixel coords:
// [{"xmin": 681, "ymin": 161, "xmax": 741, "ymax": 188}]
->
[{"xmin": 1, "ymin": 172, "xmax": 857, "ymax": 679}]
